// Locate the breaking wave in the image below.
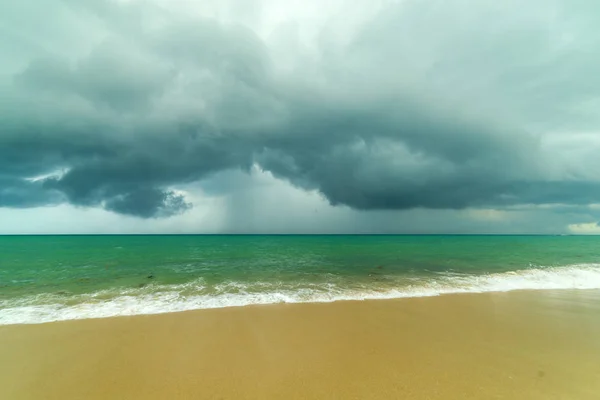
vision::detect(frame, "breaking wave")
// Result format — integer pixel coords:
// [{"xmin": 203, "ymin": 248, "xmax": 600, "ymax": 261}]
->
[{"xmin": 1, "ymin": 264, "xmax": 599, "ymax": 325}]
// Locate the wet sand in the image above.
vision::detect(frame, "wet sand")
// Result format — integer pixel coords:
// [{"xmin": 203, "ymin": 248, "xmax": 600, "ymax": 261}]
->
[{"xmin": 1, "ymin": 290, "xmax": 600, "ymax": 400}]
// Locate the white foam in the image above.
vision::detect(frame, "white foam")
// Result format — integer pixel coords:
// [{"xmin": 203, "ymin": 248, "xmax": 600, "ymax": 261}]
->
[{"xmin": 1, "ymin": 264, "xmax": 600, "ymax": 325}]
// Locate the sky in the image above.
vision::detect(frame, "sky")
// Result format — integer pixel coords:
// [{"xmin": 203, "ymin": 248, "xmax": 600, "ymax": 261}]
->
[{"xmin": 1, "ymin": 0, "xmax": 600, "ymax": 234}]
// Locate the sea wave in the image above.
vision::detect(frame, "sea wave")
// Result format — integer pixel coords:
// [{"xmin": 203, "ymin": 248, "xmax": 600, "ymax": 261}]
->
[{"xmin": 1, "ymin": 264, "xmax": 599, "ymax": 325}]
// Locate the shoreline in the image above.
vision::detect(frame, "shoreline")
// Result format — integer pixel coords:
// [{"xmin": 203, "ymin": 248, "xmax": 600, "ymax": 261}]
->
[
  {"xmin": 3, "ymin": 264, "xmax": 600, "ymax": 326},
  {"xmin": 0, "ymin": 286, "xmax": 595, "ymax": 327},
  {"xmin": 2, "ymin": 290, "xmax": 600, "ymax": 399}
]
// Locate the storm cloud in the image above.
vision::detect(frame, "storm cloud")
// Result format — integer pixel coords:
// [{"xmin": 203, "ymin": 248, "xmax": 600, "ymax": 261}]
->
[{"xmin": 2, "ymin": 0, "xmax": 600, "ymax": 221}]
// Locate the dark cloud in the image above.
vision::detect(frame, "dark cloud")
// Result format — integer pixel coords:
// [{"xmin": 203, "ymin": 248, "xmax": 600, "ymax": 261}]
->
[
  {"xmin": 103, "ymin": 187, "xmax": 190, "ymax": 218},
  {"xmin": 0, "ymin": 177, "xmax": 62, "ymax": 208},
  {"xmin": 2, "ymin": 0, "xmax": 600, "ymax": 219},
  {"xmin": 16, "ymin": 44, "xmax": 170, "ymax": 111}
]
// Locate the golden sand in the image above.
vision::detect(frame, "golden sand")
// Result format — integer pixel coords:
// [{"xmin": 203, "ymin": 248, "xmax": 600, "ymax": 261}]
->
[{"xmin": 1, "ymin": 290, "xmax": 600, "ymax": 400}]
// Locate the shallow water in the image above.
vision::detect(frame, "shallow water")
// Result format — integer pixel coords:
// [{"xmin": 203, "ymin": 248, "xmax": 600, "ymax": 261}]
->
[{"xmin": 1, "ymin": 235, "xmax": 599, "ymax": 324}]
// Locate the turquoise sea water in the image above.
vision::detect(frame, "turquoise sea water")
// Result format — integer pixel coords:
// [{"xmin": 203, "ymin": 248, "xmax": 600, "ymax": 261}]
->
[{"xmin": 1, "ymin": 235, "xmax": 600, "ymax": 324}]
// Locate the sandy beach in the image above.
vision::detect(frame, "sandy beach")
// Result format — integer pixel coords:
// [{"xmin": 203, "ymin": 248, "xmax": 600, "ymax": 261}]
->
[{"xmin": 1, "ymin": 290, "xmax": 600, "ymax": 400}]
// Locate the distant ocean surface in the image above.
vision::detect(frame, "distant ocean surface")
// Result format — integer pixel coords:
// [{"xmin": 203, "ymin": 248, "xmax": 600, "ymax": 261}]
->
[{"xmin": 1, "ymin": 235, "xmax": 599, "ymax": 325}]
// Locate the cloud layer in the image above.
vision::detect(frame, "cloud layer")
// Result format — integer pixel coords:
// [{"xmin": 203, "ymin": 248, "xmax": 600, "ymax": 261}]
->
[{"xmin": 2, "ymin": 0, "xmax": 600, "ymax": 226}]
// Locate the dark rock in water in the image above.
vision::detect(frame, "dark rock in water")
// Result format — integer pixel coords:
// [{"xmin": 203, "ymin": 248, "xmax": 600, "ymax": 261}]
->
[{"xmin": 147, "ymin": 273, "xmax": 154, "ymax": 279}]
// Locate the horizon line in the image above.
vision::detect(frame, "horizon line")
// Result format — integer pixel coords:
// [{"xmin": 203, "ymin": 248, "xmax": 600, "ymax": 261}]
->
[{"xmin": 0, "ymin": 233, "xmax": 587, "ymax": 236}]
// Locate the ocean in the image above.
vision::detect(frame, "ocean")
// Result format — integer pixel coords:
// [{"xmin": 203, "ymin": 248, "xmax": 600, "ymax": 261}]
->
[{"xmin": 1, "ymin": 235, "xmax": 599, "ymax": 325}]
